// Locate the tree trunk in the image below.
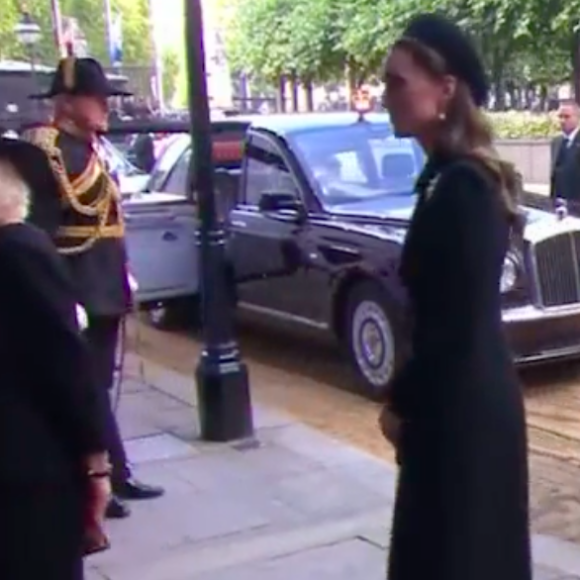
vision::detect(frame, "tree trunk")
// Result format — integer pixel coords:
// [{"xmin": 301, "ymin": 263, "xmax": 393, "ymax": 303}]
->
[
  {"xmin": 490, "ymin": 58, "xmax": 506, "ymax": 111},
  {"xmin": 539, "ymin": 85, "xmax": 548, "ymax": 111},
  {"xmin": 304, "ymin": 80, "xmax": 314, "ymax": 111},
  {"xmin": 277, "ymin": 75, "xmax": 286, "ymax": 113},
  {"xmin": 290, "ymin": 71, "xmax": 299, "ymax": 112},
  {"xmin": 346, "ymin": 58, "xmax": 359, "ymax": 107},
  {"xmin": 572, "ymin": 30, "xmax": 580, "ymax": 105}
]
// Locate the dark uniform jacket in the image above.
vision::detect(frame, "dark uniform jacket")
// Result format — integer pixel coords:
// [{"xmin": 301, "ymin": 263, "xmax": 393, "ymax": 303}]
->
[
  {"xmin": 25, "ymin": 126, "xmax": 130, "ymax": 317},
  {"xmin": 550, "ymin": 131, "xmax": 580, "ymax": 200},
  {"xmin": 0, "ymin": 223, "xmax": 107, "ymax": 484},
  {"xmin": 387, "ymin": 153, "xmax": 532, "ymax": 580}
]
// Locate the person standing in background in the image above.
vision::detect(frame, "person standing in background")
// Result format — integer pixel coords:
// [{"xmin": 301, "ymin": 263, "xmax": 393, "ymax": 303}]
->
[
  {"xmin": 25, "ymin": 53, "xmax": 164, "ymax": 520},
  {"xmin": 550, "ymin": 99, "xmax": 580, "ymax": 200}
]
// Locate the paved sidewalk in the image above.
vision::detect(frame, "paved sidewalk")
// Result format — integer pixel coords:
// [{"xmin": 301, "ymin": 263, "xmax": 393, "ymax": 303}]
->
[{"xmin": 87, "ymin": 355, "xmax": 580, "ymax": 580}]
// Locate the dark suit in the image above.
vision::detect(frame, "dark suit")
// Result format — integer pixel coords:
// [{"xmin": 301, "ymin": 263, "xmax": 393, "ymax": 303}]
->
[
  {"xmin": 0, "ymin": 222, "xmax": 108, "ymax": 579},
  {"xmin": 25, "ymin": 126, "xmax": 132, "ymax": 483},
  {"xmin": 550, "ymin": 131, "xmax": 580, "ymax": 200},
  {"xmin": 132, "ymin": 132, "xmax": 156, "ymax": 172},
  {"xmin": 387, "ymin": 153, "xmax": 531, "ymax": 580}
]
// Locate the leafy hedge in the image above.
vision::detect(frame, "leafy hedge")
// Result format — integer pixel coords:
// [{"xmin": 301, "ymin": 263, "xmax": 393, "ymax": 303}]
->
[{"xmin": 487, "ymin": 112, "xmax": 558, "ymax": 140}]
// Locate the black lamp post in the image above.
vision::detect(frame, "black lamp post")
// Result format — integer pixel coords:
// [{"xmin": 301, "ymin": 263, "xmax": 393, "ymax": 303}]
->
[
  {"xmin": 573, "ymin": 22, "xmax": 580, "ymax": 104},
  {"xmin": 184, "ymin": 0, "xmax": 254, "ymax": 442},
  {"xmin": 14, "ymin": 12, "xmax": 42, "ymax": 110}
]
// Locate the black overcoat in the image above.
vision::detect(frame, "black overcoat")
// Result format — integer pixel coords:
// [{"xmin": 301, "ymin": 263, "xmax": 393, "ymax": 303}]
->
[
  {"xmin": 0, "ymin": 222, "xmax": 108, "ymax": 579},
  {"xmin": 387, "ymin": 153, "xmax": 532, "ymax": 580},
  {"xmin": 550, "ymin": 132, "xmax": 580, "ymax": 201}
]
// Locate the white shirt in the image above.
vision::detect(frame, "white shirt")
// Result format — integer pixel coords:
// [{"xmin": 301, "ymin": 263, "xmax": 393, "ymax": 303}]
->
[{"xmin": 563, "ymin": 127, "xmax": 579, "ymax": 147}]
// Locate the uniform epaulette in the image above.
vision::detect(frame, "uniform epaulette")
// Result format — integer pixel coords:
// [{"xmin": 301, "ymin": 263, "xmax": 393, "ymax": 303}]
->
[
  {"xmin": 26, "ymin": 126, "xmax": 124, "ymax": 255},
  {"xmin": 22, "ymin": 125, "xmax": 59, "ymax": 154}
]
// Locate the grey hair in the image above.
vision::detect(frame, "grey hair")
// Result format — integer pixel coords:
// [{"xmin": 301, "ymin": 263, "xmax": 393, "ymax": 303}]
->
[{"xmin": 0, "ymin": 160, "xmax": 30, "ymax": 224}]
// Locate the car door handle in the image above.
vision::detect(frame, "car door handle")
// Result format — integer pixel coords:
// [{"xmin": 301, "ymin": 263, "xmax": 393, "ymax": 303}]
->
[
  {"xmin": 162, "ymin": 231, "xmax": 178, "ymax": 241},
  {"xmin": 231, "ymin": 220, "xmax": 247, "ymax": 228},
  {"xmin": 124, "ymin": 215, "xmax": 177, "ymax": 225}
]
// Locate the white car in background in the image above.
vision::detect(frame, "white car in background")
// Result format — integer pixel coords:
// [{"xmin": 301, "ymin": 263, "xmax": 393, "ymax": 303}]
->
[{"xmin": 99, "ymin": 136, "xmax": 150, "ymax": 196}]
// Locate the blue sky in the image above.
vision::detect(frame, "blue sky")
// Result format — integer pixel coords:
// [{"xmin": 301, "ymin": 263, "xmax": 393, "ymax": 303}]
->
[
  {"xmin": 150, "ymin": 0, "xmax": 220, "ymax": 50},
  {"xmin": 151, "ymin": 0, "xmax": 184, "ymax": 50}
]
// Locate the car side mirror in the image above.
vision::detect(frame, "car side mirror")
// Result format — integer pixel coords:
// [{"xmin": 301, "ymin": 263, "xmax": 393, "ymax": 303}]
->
[{"xmin": 258, "ymin": 191, "xmax": 305, "ymax": 217}]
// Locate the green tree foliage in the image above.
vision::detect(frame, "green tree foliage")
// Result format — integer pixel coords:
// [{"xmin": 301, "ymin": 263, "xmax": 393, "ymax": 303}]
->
[
  {"xmin": 225, "ymin": 0, "xmax": 294, "ymax": 83},
  {"xmin": 0, "ymin": 0, "xmax": 25, "ymax": 59},
  {"xmin": 0, "ymin": 0, "xmax": 152, "ymax": 66},
  {"xmin": 161, "ymin": 47, "xmax": 181, "ymax": 105},
  {"xmin": 223, "ymin": 0, "xmax": 580, "ymax": 98}
]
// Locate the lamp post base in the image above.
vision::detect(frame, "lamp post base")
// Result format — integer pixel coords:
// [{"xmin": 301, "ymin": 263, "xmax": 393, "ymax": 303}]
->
[{"xmin": 195, "ymin": 356, "xmax": 254, "ymax": 442}]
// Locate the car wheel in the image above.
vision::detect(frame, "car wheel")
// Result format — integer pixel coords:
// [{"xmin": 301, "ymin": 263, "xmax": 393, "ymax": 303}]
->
[
  {"xmin": 344, "ymin": 281, "xmax": 402, "ymax": 400},
  {"xmin": 143, "ymin": 298, "xmax": 199, "ymax": 331}
]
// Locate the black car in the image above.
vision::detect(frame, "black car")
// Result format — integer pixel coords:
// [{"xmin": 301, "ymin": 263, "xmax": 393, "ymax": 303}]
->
[{"xmin": 124, "ymin": 113, "xmax": 580, "ymax": 399}]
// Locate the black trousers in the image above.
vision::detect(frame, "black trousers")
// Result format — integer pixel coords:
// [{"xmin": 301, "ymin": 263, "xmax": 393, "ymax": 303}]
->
[
  {"xmin": 0, "ymin": 483, "xmax": 84, "ymax": 580},
  {"xmin": 84, "ymin": 315, "xmax": 131, "ymax": 483}
]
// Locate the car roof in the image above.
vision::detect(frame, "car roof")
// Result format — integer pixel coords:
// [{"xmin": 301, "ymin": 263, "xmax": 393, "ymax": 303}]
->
[
  {"xmin": 244, "ymin": 112, "xmax": 391, "ymax": 136},
  {"xmin": 156, "ymin": 112, "xmax": 393, "ymax": 152}
]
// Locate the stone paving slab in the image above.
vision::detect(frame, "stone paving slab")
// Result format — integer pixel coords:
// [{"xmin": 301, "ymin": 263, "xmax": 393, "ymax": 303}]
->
[
  {"xmin": 534, "ymin": 568, "xmax": 580, "ymax": 580},
  {"xmin": 190, "ymin": 539, "xmax": 386, "ymax": 580},
  {"xmin": 84, "ymin": 356, "xmax": 580, "ymax": 580}
]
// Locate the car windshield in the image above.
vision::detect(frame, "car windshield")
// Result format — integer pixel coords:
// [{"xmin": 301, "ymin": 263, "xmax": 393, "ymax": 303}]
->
[
  {"xmin": 100, "ymin": 137, "xmax": 144, "ymax": 177},
  {"xmin": 289, "ymin": 121, "xmax": 425, "ymax": 206},
  {"xmin": 145, "ymin": 135, "xmax": 189, "ymax": 192}
]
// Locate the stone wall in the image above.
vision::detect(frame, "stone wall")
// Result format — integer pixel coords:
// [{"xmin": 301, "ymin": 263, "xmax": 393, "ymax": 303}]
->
[{"xmin": 496, "ymin": 140, "xmax": 551, "ymax": 185}]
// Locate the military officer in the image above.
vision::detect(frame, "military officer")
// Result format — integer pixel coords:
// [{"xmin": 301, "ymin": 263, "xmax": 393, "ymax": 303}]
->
[{"xmin": 26, "ymin": 53, "xmax": 164, "ymax": 519}]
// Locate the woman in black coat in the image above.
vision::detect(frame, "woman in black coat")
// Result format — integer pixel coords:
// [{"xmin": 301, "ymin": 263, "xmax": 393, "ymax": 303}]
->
[
  {"xmin": 379, "ymin": 14, "xmax": 532, "ymax": 580},
  {"xmin": 0, "ymin": 138, "xmax": 111, "ymax": 579}
]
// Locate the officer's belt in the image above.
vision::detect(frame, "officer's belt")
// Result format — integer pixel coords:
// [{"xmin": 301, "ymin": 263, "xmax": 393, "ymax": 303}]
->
[{"xmin": 57, "ymin": 224, "xmax": 125, "ymax": 238}]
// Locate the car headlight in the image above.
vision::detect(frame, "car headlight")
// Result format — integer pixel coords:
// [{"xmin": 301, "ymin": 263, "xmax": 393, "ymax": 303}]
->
[
  {"xmin": 500, "ymin": 254, "xmax": 518, "ymax": 294},
  {"xmin": 127, "ymin": 272, "xmax": 139, "ymax": 293},
  {"xmin": 75, "ymin": 304, "xmax": 88, "ymax": 331}
]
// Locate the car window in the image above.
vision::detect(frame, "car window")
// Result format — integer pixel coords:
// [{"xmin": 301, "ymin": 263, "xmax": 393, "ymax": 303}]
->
[
  {"xmin": 99, "ymin": 137, "xmax": 142, "ymax": 177},
  {"xmin": 244, "ymin": 140, "xmax": 298, "ymax": 206},
  {"xmin": 162, "ymin": 148, "xmax": 191, "ymax": 196},
  {"xmin": 333, "ymin": 151, "xmax": 366, "ymax": 183},
  {"xmin": 289, "ymin": 122, "xmax": 424, "ymax": 207},
  {"xmin": 146, "ymin": 136, "xmax": 189, "ymax": 192}
]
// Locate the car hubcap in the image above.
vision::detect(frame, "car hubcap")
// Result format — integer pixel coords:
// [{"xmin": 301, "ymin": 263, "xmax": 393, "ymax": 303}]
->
[
  {"xmin": 352, "ymin": 300, "xmax": 395, "ymax": 390},
  {"xmin": 149, "ymin": 304, "xmax": 167, "ymax": 326}
]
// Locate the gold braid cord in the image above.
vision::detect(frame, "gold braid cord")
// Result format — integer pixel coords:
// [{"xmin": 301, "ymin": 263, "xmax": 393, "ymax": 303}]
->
[{"xmin": 27, "ymin": 127, "xmax": 124, "ymax": 255}]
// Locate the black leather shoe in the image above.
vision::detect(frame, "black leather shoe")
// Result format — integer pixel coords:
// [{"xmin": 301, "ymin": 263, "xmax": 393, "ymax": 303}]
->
[
  {"xmin": 106, "ymin": 495, "xmax": 131, "ymax": 519},
  {"xmin": 114, "ymin": 478, "xmax": 165, "ymax": 500}
]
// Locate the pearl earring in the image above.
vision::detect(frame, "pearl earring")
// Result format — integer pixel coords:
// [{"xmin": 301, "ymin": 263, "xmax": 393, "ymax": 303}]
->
[{"xmin": 438, "ymin": 112, "xmax": 446, "ymax": 120}]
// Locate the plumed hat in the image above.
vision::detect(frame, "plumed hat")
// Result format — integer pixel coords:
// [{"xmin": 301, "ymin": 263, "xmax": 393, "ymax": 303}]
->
[{"xmin": 30, "ymin": 49, "xmax": 131, "ymax": 100}]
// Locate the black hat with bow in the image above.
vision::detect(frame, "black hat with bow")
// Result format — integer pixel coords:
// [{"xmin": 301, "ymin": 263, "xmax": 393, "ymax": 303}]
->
[
  {"xmin": 29, "ymin": 46, "xmax": 132, "ymax": 100},
  {"xmin": 401, "ymin": 13, "xmax": 489, "ymax": 107}
]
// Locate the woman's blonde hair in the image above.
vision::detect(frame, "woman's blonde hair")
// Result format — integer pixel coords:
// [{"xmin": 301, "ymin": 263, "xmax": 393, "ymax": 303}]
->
[
  {"xmin": 0, "ymin": 160, "xmax": 30, "ymax": 225},
  {"xmin": 394, "ymin": 37, "xmax": 521, "ymax": 219}
]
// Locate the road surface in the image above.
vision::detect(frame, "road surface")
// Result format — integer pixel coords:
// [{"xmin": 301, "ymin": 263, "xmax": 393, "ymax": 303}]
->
[{"xmin": 125, "ymin": 317, "xmax": 580, "ymax": 544}]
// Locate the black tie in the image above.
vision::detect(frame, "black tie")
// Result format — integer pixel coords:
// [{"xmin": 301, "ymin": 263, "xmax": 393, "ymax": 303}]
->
[{"xmin": 555, "ymin": 139, "xmax": 571, "ymax": 168}]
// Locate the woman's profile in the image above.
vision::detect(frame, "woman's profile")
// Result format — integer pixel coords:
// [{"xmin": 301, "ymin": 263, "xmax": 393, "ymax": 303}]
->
[{"xmin": 379, "ymin": 13, "xmax": 531, "ymax": 580}]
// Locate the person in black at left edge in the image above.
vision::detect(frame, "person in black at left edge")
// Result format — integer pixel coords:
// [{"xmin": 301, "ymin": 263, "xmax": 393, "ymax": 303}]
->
[
  {"xmin": 0, "ymin": 137, "xmax": 111, "ymax": 579},
  {"xmin": 25, "ymin": 49, "xmax": 164, "ymax": 519}
]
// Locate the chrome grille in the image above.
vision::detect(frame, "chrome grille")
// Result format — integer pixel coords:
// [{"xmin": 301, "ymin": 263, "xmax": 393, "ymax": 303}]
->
[{"xmin": 533, "ymin": 232, "xmax": 580, "ymax": 307}]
